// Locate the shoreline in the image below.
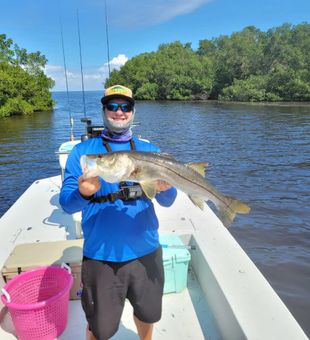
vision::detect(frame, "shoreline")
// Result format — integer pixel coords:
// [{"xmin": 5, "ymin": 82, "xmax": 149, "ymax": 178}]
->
[
  {"xmin": 212, "ymin": 100, "xmax": 310, "ymax": 108},
  {"xmin": 137, "ymin": 98, "xmax": 310, "ymax": 108},
  {"xmin": 50, "ymin": 91, "xmax": 310, "ymax": 107}
]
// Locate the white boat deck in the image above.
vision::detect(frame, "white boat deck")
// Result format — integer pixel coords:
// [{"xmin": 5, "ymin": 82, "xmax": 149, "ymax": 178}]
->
[
  {"xmin": 1, "ymin": 269, "xmax": 216, "ymax": 340},
  {"xmin": 61, "ymin": 268, "xmax": 217, "ymax": 340},
  {"xmin": 0, "ymin": 176, "xmax": 307, "ymax": 339}
]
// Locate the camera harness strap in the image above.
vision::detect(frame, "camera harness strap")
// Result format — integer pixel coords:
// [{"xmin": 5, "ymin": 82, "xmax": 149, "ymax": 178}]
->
[{"xmin": 90, "ymin": 138, "xmax": 144, "ymax": 203}]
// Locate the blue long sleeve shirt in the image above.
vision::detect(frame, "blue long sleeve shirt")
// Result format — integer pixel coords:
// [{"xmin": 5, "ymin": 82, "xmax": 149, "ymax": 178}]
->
[{"xmin": 59, "ymin": 136, "xmax": 177, "ymax": 262}]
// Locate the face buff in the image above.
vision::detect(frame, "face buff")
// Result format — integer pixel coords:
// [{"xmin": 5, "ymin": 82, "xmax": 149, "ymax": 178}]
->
[
  {"xmin": 102, "ymin": 108, "xmax": 135, "ymax": 141},
  {"xmin": 101, "ymin": 128, "xmax": 133, "ymax": 142}
]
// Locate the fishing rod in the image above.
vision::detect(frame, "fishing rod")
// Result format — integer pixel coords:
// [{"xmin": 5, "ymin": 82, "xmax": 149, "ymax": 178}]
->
[
  {"xmin": 77, "ymin": 9, "xmax": 102, "ymax": 141},
  {"xmin": 104, "ymin": 0, "xmax": 111, "ymax": 77},
  {"xmin": 79, "ymin": 0, "xmax": 113, "ymax": 141},
  {"xmin": 77, "ymin": 9, "xmax": 87, "ymax": 118},
  {"xmin": 58, "ymin": 3, "xmax": 111, "ymax": 141},
  {"xmin": 59, "ymin": 12, "xmax": 74, "ymax": 141}
]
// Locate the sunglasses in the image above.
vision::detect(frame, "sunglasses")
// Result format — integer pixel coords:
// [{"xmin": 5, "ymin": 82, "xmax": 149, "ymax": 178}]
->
[{"xmin": 105, "ymin": 103, "xmax": 133, "ymax": 112}]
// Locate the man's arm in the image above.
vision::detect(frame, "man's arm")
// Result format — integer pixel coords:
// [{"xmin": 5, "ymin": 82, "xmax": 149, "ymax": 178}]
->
[{"xmin": 59, "ymin": 147, "xmax": 101, "ymax": 214}]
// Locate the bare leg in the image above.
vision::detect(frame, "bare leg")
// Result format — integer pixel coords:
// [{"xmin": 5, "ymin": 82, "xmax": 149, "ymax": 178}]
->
[
  {"xmin": 86, "ymin": 325, "xmax": 97, "ymax": 340},
  {"xmin": 133, "ymin": 315, "xmax": 154, "ymax": 340}
]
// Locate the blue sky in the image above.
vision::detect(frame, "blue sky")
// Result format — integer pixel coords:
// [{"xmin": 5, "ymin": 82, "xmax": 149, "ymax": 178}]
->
[{"xmin": 1, "ymin": 0, "xmax": 309, "ymax": 91}]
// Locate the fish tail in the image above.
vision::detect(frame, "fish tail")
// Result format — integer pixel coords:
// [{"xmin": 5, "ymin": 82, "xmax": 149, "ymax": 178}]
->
[{"xmin": 218, "ymin": 196, "xmax": 251, "ymax": 227}]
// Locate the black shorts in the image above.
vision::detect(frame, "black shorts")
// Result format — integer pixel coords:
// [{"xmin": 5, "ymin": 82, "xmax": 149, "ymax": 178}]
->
[{"xmin": 81, "ymin": 247, "xmax": 164, "ymax": 340}]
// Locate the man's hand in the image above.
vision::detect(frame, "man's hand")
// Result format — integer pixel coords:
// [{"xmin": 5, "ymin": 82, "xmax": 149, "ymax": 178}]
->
[
  {"xmin": 78, "ymin": 176, "xmax": 101, "ymax": 198},
  {"xmin": 155, "ymin": 180, "xmax": 172, "ymax": 193}
]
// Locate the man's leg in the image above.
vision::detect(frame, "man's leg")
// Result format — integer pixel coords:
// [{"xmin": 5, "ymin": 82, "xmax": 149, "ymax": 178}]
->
[
  {"xmin": 86, "ymin": 325, "xmax": 97, "ymax": 340},
  {"xmin": 81, "ymin": 258, "xmax": 127, "ymax": 340},
  {"xmin": 127, "ymin": 248, "xmax": 164, "ymax": 340},
  {"xmin": 134, "ymin": 315, "xmax": 154, "ymax": 340}
]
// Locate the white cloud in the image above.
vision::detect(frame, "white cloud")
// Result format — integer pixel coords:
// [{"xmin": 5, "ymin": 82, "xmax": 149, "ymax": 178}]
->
[
  {"xmin": 99, "ymin": 54, "xmax": 128, "ymax": 73},
  {"xmin": 44, "ymin": 64, "xmax": 63, "ymax": 73},
  {"xmin": 84, "ymin": 74, "xmax": 102, "ymax": 80},
  {"xmin": 107, "ymin": 0, "xmax": 213, "ymax": 27},
  {"xmin": 110, "ymin": 54, "xmax": 129, "ymax": 68},
  {"xmin": 45, "ymin": 54, "xmax": 129, "ymax": 91}
]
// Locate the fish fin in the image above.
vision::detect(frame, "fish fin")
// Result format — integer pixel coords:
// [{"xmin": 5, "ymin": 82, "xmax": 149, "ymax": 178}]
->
[
  {"xmin": 187, "ymin": 162, "xmax": 208, "ymax": 177},
  {"xmin": 188, "ymin": 195, "xmax": 205, "ymax": 210},
  {"xmin": 218, "ymin": 197, "xmax": 251, "ymax": 228},
  {"xmin": 140, "ymin": 181, "xmax": 157, "ymax": 199}
]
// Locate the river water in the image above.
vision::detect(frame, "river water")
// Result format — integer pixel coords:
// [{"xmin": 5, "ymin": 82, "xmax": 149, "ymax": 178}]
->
[{"xmin": 0, "ymin": 91, "xmax": 309, "ymax": 335}]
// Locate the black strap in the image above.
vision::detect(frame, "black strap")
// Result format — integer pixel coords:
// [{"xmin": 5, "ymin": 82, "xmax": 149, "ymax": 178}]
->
[
  {"xmin": 90, "ymin": 184, "xmax": 144, "ymax": 203},
  {"xmin": 91, "ymin": 192, "xmax": 122, "ymax": 203},
  {"xmin": 129, "ymin": 138, "xmax": 136, "ymax": 150},
  {"xmin": 101, "ymin": 137, "xmax": 136, "ymax": 152},
  {"xmin": 102, "ymin": 139, "xmax": 113, "ymax": 152}
]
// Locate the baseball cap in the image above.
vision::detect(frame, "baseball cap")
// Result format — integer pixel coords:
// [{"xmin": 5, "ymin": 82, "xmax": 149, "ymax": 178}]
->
[{"xmin": 101, "ymin": 85, "xmax": 134, "ymax": 105}]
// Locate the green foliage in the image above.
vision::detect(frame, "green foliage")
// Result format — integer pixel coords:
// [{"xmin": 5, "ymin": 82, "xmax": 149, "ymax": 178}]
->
[
  {"xmin": 220, "ymin": 75, "xmax": 281, "ymax": 102},
  {"xmin": 200, "ymin": 23, "xmax": 310, "ymax": 101},
  {"xmin": 0, "ymin": 34, "xmax": 14, "ymax": 63},
  {"xmin": 135, "ymin": 83, "xmax": 158, "ymax": 100},
  {"xmin": 0, "ymin": 34, "xmax": 54, "ymax": 118},
  {"xmin": 207, "ymin": 26, "xmax": 266, "ymax": 98},
  {"xmin": 106, "ymin": 41, "xmax": 214, "ymax": 101},
  {"xmin": 106, "ymin": 23, "xmax": 310, "ymax": 102},
  {"xmin": 0, "ymin": 97, "xmax": 34, "ymax": 117}
]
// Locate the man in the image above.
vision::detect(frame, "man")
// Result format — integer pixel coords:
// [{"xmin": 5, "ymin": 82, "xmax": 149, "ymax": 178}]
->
[{"xmin": 59, "ymin": 85, "xmax": 177, "ymax": 340}]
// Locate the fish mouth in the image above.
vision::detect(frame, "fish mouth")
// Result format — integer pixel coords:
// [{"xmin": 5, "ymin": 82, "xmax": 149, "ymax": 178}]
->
[{"xmin": 80, "ymin": 155, "xmax": 98, "ymax": 173}]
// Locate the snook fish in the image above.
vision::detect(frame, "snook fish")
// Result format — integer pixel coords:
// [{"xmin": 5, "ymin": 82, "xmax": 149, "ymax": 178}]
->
[{"xmin": 80, "ymin": 151, "xmax": 250, "ymax": 227}]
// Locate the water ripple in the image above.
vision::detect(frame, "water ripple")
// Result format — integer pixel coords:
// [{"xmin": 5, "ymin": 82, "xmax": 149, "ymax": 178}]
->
[{"xmin": 0, "ymin": 92, "xmax": 309, "ymax": 335}]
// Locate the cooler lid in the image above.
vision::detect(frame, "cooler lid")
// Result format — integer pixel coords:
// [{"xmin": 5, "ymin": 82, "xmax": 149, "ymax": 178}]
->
[
  {"xmin": 159, "ymin": 234, "xmax": 191, "ymax": 263},
  {"xmin": 1, "ymin": 239, "xmax": 83, "ymax": 274}
]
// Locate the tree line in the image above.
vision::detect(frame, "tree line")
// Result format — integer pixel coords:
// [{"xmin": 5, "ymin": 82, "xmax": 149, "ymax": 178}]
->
[
  {"xmin": 0, "ymin": 34, "xmax": 54, "ymax": 117},
  {"xmin": 106, "ymin": 23, "xmax": 310, "ymax": 102},
  {"xmin": 1, "ymin": 23, "xmax": 309, "ymax": 118}
]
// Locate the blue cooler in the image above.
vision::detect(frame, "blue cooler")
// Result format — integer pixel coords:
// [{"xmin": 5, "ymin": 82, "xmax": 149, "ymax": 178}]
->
[{"xmin": 159, "ymin": 234, "xmax": 191, "ymax": 294}]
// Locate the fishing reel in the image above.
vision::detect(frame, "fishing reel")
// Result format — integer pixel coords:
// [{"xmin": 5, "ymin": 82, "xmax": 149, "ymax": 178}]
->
[{"xmin": 80, "ymin": 118, "xmax": 104, "ymax": 141}]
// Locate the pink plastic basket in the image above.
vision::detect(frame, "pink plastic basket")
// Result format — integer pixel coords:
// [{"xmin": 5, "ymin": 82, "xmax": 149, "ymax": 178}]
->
[{"xmin": 1, "ymin": 265, "xmax": 73, "ymax": 340}]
